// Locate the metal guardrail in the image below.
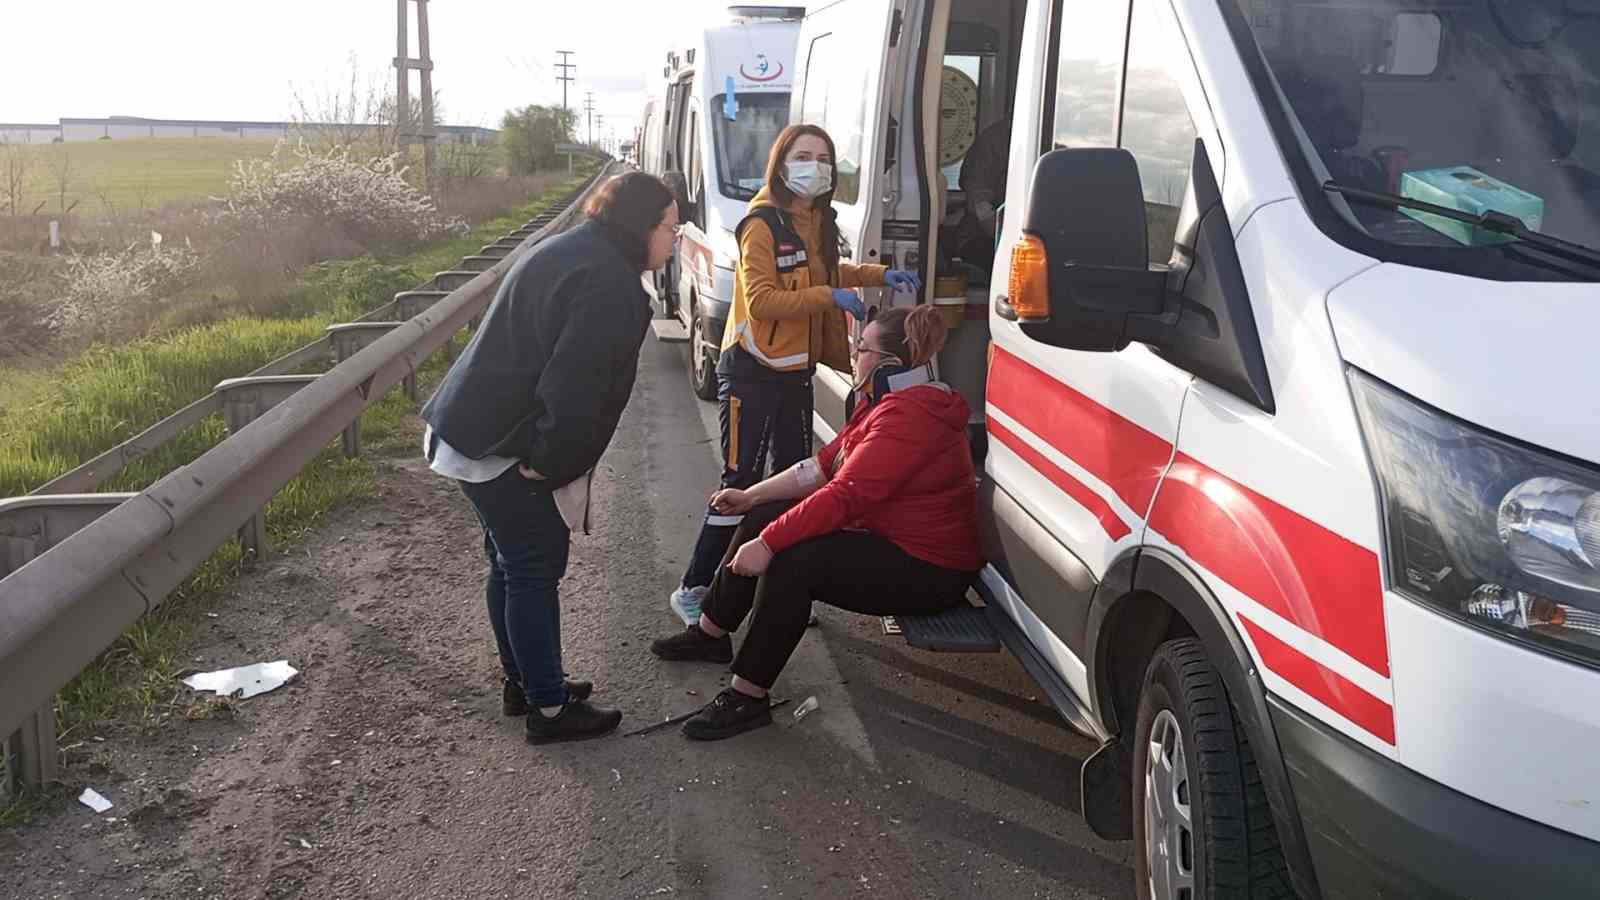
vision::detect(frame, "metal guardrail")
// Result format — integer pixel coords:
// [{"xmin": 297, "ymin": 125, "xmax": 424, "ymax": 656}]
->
[{"xmin": 0, "ymin": 165, "xmax": 613, "ymax": 796}]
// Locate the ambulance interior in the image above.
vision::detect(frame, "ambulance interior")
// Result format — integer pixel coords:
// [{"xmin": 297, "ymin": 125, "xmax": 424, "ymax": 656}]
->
[
  {"xmin": 915, "ymin": 0, "xmax": 1028, "ymax": 460},
  {"xmin": 926, "ymin": 0, "xmax": 1027, "ymax": 287},
  {"xmin": 1237, "ymin": 0, "xmax": 1600, "ymax": 257}
]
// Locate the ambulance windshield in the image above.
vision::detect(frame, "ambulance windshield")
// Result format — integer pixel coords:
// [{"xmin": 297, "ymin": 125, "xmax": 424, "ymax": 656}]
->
[
  {"xmin": 1233, "ymin": 0, "xmax": 1600, "ymax": 278},
  {"xmin": 711, "ymin": 92, "xmax": 790, "ymax": 201}
]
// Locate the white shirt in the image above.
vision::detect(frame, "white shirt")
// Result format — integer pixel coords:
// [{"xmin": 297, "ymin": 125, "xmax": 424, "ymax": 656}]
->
[{"xmin": 422, "ymin": 425, "xmax": 519, "ymax": 483}]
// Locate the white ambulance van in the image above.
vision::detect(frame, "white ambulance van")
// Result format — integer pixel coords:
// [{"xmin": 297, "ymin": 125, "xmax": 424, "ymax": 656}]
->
[
  {"xmin": 794, "ymin": 0, "xmax": 1600, "ymax": 896},
  {"xmin": 638, "ymin": 6, "xmax": 804, "ymax": 400}
]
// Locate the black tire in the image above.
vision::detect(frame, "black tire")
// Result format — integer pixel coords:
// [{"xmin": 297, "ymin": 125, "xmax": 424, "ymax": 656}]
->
[
  {"xmin": 1132, "ymin": 638, "xmax": 1292, "ymax": 900},
  {"xmin": 688, "ymin": 314, "xmax": 718, "ymax": 401}
]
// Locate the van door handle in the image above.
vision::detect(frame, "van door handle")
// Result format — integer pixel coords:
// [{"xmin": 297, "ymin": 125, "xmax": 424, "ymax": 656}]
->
[{"xmin": 995, "ymin": 295, "xmax": 1018, "ymax": 321}]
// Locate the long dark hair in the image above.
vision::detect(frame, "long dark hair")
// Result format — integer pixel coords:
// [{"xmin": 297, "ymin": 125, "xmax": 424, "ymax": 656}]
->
[
  {"xmin": 763, "ymin": 123, "xmax": 841, "ymax": 279},
  {"xmin": 584, "ymin": 172, "xmax": 675, "ymax": 273}
]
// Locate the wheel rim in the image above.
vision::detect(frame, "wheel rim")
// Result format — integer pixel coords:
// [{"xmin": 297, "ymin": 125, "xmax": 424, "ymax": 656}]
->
[
  {"xmin": 1144, "ymin": 709, "xmax": 1195, "ymax": 900},
  {"xmin": 690, "ymin": 318, "xmax": 705, "ymax": 376}
]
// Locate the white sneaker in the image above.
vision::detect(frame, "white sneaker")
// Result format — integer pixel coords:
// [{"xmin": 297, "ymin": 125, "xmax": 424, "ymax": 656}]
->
[{"xmin": 670, "ymin": 585, "xmax": 709, "ymax": 626}]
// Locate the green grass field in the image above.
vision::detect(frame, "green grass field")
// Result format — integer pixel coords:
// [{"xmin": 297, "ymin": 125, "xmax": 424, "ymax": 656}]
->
[{"xmin": 14, "ymin": 138, "xmax": 280, "ymax": 213}]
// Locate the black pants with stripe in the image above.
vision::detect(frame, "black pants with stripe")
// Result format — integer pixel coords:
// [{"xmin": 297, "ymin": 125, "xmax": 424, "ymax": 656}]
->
[
  {"xmin": 680, "ymin": 372, "xmax": 813, "ymax": 589},
  {"xmin": 701, "ymin": 502, "xmax": 975, "ymax": 689}
]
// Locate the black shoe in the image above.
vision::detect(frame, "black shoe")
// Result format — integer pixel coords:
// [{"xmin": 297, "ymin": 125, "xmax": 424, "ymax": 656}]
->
[
  {"xmin": 650, "ymin": 624, "xmax": 734, "ymax": 664},
  {"xmin": 683, "ymin": 688, "xmax": 772, "ymax": 741},
  {"xmin": 502, "ymin": 678, "xmax": 594, "ymax": 717},
  {"xmin": 525, "ymin": 699, "xmax": 622, "ymax": 744}
]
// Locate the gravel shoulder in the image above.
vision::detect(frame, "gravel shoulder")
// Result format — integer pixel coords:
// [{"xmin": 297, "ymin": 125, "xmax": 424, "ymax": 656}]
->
[{"xmin": 1, "ymin": 337, "xmax": 1133, "ymax": 899}]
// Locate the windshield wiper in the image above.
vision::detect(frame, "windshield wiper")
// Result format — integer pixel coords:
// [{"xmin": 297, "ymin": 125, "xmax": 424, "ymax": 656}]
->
[{"xmin": 1323, "ymin": 181, "xmax": 1600, "ymax": 270}]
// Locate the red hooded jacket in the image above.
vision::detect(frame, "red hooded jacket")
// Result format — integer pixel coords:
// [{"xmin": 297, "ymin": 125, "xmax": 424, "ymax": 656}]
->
[{"xmin": 760, "ymin": 383, "xmax": 983, "ymax": 572}]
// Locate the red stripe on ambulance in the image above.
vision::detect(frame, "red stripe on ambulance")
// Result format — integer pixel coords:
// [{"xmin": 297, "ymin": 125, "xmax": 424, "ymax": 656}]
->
[
  {"xmin": 986, "ymin": 344, "xmax": 1391, "ymax": 720},
  {"xmin": 1239, "ymin": 617, "xmax": 1395, "ymax": 744},
  {"xmin": 988, "ymin": 419, "xmax": 1132, "ymax": 540},
  {"xmin": 1148, "ymin": 455, "xmax": 1390, "ymax": 677},
  {"xmin": 987, "ymin": 348, "xmax": 1172, "ymax": 517}
]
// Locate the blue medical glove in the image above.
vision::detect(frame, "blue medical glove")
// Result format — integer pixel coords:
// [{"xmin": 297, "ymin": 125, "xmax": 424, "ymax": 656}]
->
[
  {"xmin": 831, "ymin": 288, "xmax": 867, "ymax": 320},
  {"xmin": 884, "ymin": 269, "xmax": 922, "ymax": 294}
]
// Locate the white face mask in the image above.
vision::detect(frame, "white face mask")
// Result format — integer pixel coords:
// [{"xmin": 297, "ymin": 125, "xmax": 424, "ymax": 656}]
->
[{"xmin": 783, "ymin": 160, "xmax": 834, "ymax": 199}]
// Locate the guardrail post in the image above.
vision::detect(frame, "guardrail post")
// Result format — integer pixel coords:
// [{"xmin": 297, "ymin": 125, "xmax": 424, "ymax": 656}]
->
[
  {"xmin": 326, "ymin": 323, "xmax": 404, "ymax": 457},
  {"xmin": 215, "ymin": 375, "xmax": 320, "ymax": 559},
  {"xmin": 434, "ymin": 271, "xmax": 485, "ymax": 333},
  {"xmin": 0, "ymin": 492, "xmax": 137, "ymax": 797},
  {"xmin": 392, "ymin": 292, "xmax": 450, "ymax": 400}
]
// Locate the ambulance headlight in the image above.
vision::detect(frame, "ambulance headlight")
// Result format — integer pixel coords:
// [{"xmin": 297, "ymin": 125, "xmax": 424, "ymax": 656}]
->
[{"xmin": 1351, "ymin": 371, "xmax": 1600, "ymax": 667}]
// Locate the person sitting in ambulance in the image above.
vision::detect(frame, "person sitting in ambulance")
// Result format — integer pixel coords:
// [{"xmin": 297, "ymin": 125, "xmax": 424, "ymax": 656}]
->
[
  {"xmin": 946, "ymin": 119, "xmax": 1012, "ymax": 271},
  {"xmin": 666, "ymin": 123, "xmax": 923, "ymax": 628},
  {"xmin": 650, "ymin": 306, "xmax": 983, "ymax": 741}
]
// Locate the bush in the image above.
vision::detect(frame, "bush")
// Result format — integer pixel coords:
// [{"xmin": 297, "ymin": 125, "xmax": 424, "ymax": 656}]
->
[
  {"xmin": 44, "ymin": 243, "xmax": 202, "ymax": 340},
  {"xmin": 218, "ymin": 140, "xmax": 467, "ymax": 251}
]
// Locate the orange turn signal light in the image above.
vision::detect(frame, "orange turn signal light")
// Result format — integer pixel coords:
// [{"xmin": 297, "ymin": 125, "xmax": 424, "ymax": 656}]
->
[{"xmin": 1008, "ymin": 233, "xmax": 1051, "ymax": 320}]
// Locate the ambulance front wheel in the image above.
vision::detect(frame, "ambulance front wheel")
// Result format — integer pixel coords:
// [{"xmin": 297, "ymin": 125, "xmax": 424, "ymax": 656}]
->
[
  {"xmin": 688, "ymin": 314, "xmax": 719, "ymax": 401},
  {"xmin": 1132, "ymin": 638, "xmax": 1292, "ymax": 900}
]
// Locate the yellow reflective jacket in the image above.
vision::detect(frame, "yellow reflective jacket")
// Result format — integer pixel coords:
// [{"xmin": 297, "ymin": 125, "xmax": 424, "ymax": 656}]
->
[{"xmin": 720, "ymin": 187, "xmax": 887, "ymax": 374}]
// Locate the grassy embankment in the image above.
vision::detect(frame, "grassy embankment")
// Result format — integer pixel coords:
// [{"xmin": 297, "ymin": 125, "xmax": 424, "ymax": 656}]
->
[{"xmin": 0, "ymin": 167, "xmax": 596, "ymax": 823}]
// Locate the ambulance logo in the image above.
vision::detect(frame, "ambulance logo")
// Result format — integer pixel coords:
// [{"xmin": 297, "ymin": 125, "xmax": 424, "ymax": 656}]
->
[{"xmin": 740, "ymin": 54, "xmax": 784, "ymax": 82}]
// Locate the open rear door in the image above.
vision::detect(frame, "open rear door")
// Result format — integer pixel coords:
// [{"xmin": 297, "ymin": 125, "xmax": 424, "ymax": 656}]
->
[{"xmin": 791, "ymin": 0, "xmax": 923, "ymax": 437}]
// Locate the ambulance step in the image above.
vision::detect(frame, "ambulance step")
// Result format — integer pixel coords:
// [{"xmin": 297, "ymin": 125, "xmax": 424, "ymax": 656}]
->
[
  {"xmin": 651, "ymin": 319, "xmax": 689, "ymax": 343},
  {"xmin": 890, "ymin": 606, "xmax": 1001, "ymax": 653}
]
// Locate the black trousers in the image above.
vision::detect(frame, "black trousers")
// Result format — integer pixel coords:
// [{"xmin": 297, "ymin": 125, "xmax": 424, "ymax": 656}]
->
[
  {"xmin": 702, "ymin": 502, "xmax": 976, "ymax": 690},
  {"xmin": 680, "ymin": 373, "xmax": 813, "ymax": 589}
]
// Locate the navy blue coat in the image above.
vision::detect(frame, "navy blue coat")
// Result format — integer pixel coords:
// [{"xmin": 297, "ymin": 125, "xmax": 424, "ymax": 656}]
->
[{"xmin": 421, "ymin": 221, "xmax": 651, "ymax": 488}]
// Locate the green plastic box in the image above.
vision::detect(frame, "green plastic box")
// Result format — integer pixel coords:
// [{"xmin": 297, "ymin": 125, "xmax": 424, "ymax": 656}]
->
[{"xmin": 1399, "ymin": 166, "xmax": 1544, "ymax": 246}]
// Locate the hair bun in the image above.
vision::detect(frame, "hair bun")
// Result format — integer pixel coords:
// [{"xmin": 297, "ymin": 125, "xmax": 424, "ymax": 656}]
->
[{"xmin": 903, "ymin": 305, "xmax": 949, "ymax": 366}]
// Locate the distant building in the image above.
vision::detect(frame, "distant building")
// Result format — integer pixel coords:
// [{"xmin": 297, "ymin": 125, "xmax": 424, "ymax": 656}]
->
[
  {"xmin": 0, "ymin": 123, "xmax": 62, "ymax": 144},
  {"xmin": 3, "ymin": 116, "xmax": 497, "ymax": 145}
]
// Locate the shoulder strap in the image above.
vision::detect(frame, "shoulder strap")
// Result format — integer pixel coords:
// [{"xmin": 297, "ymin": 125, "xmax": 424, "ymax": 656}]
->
[
  {"xmin": 735, "ymin": 207, "xmax": 810, "ymax": 273},
  {"xmin": 734, "ymin": 206, "xmax": 791, "ymax": 248}
]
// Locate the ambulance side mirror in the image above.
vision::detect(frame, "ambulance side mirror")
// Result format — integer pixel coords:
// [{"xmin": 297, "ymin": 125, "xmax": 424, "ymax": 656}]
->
[
  {"xmin": 1001, "ymin": 143, "xmax": 1273, "ymax": 412},
  {"xmin": 998, "ymin": 148, "xmax": 1166, "ymax": 352}
]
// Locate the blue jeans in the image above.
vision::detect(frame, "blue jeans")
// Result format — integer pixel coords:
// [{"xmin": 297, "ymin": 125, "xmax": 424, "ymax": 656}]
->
[{"xmin": 460, "ymin": 467, "xmax": 570, "ymax": 708}]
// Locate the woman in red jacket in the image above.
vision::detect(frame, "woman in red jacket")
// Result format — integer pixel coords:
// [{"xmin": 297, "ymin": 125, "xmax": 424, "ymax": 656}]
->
[{"xmin": 651, "ymin": 305, "xmax": 982, "ymax": 740}]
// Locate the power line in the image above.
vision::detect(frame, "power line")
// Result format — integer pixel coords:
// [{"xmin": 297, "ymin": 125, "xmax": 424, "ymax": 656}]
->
[{"xmin": 554, "ymin": 51, "xmax": 576, "ymax": 112}]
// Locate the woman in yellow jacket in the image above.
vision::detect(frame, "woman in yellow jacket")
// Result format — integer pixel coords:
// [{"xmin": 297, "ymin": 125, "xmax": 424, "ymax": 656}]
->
[{"xmin": 669, "ymin": 123, "xmax": 921, "ymax": 625}]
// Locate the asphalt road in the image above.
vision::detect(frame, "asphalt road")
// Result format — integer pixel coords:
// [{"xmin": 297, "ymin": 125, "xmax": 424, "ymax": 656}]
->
[{"xmin": 0, "ymin": 325, "xmax": 1134, "ymax": 900}]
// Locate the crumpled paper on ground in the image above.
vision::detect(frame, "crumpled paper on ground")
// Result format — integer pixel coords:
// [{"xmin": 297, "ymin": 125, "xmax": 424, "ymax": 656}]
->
[
  {"xmin": 182, "ymin": 660, "xmax": 298, "ymax": 699},
  {"xmin": 78, "ymin": 788, "xmax": 113, "ymax": 813}
]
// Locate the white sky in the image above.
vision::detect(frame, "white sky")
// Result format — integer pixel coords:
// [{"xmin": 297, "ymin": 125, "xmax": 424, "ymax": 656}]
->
[{"xmin": 0, "ymin": 0, "xmax": 755, "ymax": 143}]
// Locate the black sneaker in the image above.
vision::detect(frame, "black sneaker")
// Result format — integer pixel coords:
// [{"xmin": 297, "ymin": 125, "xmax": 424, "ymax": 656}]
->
[
  {"xmin": 503, "ymin": 678, "xmax": 594, "ymax": 717},
  {"xmin": 650, "ymin": 624, "xmax": 734, "ymax": 664},
  {"xmin": 525, "ymin": 699, "xmax": 622, "ymax": 744},
  {"xmin": 683, "ymin": 688, "xmax": 772, "ymax": 741}
]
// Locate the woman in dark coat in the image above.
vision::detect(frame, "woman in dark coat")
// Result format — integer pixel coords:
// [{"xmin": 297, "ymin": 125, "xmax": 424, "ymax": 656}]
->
[{"xmin": 421, "ymin": 172, "xmax": 678, "ymax": 743}]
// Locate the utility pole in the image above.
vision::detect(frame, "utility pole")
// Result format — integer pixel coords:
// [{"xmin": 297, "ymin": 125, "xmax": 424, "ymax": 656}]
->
[
  {"xmin": 555, "ymin": 51, "xmax": 576, "ymax": 112},
  {"xmin": 584, "ymin": 92, "xmax": 596, "ymax": 146},
  {"xmin": 395, "ymin": 0, "xmax": 436, "ymax": 192},
  {"xmin": 596, "ymin": 113, "xmax": 606, "ymax": 153}
]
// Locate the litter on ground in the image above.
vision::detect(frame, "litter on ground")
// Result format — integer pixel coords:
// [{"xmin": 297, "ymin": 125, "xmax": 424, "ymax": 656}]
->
[
  {"xmin": 182, "ymin": 660, "xmax": 299, "ymax": 699},
  {"xmin": 77, "ymin": 788, "xmax": 112, "ymax": 813}
]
